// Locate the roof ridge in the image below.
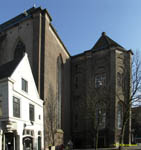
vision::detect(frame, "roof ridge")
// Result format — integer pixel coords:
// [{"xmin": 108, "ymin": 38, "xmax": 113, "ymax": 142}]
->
[
  {"xmin": 0, "ymin": 7, "xmax": 45, "ymax": 32},
  {"xmin": 103, "ymin": 34, "xmax": 111, "ymax": 46},
  {"xmin": 92, "ymin": 32, "xmax": 124, "ymax": 51}
]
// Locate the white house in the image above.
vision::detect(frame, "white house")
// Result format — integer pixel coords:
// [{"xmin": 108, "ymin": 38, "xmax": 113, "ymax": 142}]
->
[{"xmin": 0, "ymin": 53, "xmax": 44, "ymax": 150}]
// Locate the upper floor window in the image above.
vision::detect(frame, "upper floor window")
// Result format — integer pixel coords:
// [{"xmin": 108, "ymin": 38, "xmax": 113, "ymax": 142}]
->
[
  {"xmin": 117, "ymin": 102, "xmax": 123, "ymax": 129},
  {"xmin": 117, "ymin": 72, "xmax": 123, "ymax": 87},
  {"xmin": 95, "ymin": 73, "xmax": 106, "ymax": 88},
  {"xmin": 22, "ymin": 78, "xmax": 28, "ymax": 93},
  {"xmin": 95, "ymin": 103, "xmax": 106, "ymax": 129},
  {"xmin": 13, "ymin": 97, "xmax": 20, "ymax": 118},
  {"xmin": 29, "ymin": 104, "xmax": 34, "ymax": 121},
  {"xmin": 57, "ymin": 55, "xmax": 63, "ymax": 129}
]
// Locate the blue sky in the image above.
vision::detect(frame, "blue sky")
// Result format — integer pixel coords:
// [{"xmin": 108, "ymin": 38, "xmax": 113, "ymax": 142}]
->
[{"xmin": 0, "ymin": 0, "xmax": 141, "ymax": 55}]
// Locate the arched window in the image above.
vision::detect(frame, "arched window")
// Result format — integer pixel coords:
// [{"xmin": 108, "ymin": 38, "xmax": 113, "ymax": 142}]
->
[
  {"xmin": 57, "ymin": 55, "xmax": 63, "ymax": 129},
  {"xmin": 95, "ymin": 102, "xmax": 106, "ymax": 129},
  {"xmin": 14, "ymin": 40, "xmax": 26, "ymax": 59},
  {"xmin": 117, "ymin": 102, "xmax": 123, "ymax": 129}
]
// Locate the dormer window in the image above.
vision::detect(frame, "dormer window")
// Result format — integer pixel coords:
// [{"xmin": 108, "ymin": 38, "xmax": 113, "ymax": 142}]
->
[{"xmin": 22, "ymin": 78, "xmax": 28, "ymax": 92}]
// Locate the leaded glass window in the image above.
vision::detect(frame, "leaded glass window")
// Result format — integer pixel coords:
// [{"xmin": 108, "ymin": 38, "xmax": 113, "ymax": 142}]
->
[
  {"xmin": 95, "ymin": 74, "xmax": 106, "ymax": 88},
  {"xmin": 95, "ymin": 103, "xmax": 106, "ymax": 129}
]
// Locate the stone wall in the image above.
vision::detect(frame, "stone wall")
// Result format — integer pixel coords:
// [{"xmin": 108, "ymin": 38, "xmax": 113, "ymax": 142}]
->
[
  {"xmin": 71, "ymin": 48, "xmax": 132, "ymax": 148},
  {"xmin": 0, "ymin": 7, "xmax": 71, "ymax": 147}
]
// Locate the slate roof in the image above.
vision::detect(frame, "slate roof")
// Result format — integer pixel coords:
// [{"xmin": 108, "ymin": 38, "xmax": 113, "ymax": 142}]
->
[
  {"xmin": 0, "ymin": 58, "xmax": 21, "ymax": 79},
  {"xmin": 0, "ymin": 7, "xmax": 52, "ymax": 32},
  {"xmin": 92, "ymin": 32, "xmax": 124, "ymax": 51}
]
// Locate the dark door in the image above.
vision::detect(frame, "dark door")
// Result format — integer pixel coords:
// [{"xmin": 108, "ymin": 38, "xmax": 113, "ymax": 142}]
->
[
  {"xmin": 5, "ymin": 133, "xmax": 14, "ymax": 150},
  {"xmin": 23, "ymin": 137, "xmax": 33, "ymax": 150},
  {"xmin": 38, "ymin": 136, "xmax": 41, "ymax": 150}
]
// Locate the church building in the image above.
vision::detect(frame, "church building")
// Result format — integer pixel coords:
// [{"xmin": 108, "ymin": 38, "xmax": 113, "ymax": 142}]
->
[{"xmin": 0, "ymin": 7, "xmax": 132, "ymax": 149}]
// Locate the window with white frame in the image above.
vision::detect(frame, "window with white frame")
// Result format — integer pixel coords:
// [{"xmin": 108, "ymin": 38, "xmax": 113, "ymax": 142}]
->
[
  {"xmin": 13, "ymin": 97, "xmax": 20, "ymax": 118},
  {"xmin": 95, "ymin": 73, "xmax": 106, "ymax": 88},
  {"xmin": 22, "ymin": 78, "xmax": 28, "ymax": 92},
  {"xmin": 29, "ymin": 104, "xmax": 34, "ymax": 121}
]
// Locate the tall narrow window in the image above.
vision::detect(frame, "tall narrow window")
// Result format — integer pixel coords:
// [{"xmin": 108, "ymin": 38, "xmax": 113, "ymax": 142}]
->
[
  {"xmin": 95, "ymin": 103, "xmax": 106, "ymax": 129},
  {"xmin": 13, "ymin": 97, "xmax": 20, "ymax": 118},
  {"xmin": 14, "ymin": 40, "xmax": 26, "ymax": 59},
  {"xmin": 22, "ymin": 78, "xmax": 28, "ymax": 93},
  {"xmin": 29, "ymin": 104, "xmax": 34, "ymax": 121},
  {"xmin": 117, "ymin": 102, "xmax": 123, "ymax": 129},
  {"xmin": 57, "ymin": 55, "xmax": 63, "ymax": 129},
  {"xmin": 95, "ymin": 73, "xmax": 106, "ymax": 88}
]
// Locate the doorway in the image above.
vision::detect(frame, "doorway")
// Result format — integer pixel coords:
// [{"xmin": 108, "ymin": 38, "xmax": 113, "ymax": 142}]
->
[
  {"xmin": 5, "ymin": 133, "xmax": 15, "ymax": 150},
  {"xmin": 38, "ymin": 136, "xmax": 41, "ymax": 150},
  {"xmin": 23, "ymin": 137, "xmax": 33, "ymax": 150}
]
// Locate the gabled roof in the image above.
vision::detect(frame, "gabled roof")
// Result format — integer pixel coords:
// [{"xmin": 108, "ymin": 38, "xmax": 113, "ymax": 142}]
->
[
  {"xmin": 0, "ymin": 58, "xmax": 22, "ymax": 80},
  {"xmin": 0, "ymin": 7, "xmax": 52, "ymax": 32},
  {"xmin": 92, "ymin": 32, "xmax": 124, "ymax": 51}
]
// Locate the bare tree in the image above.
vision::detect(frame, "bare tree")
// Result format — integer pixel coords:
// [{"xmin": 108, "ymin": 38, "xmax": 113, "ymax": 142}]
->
[
  {"xmin": 86, "ymin": 78, "xmax": 110, "ymax": 150},
  {"xmin": 118, "ymin": 51, "xmax": 141, "ymax": 150},
  {"xmin": 85, "ymin": 51, "xmax": 141, "ymax": 150},
  {"xmin": 44, "ymin": 84, "xmax": 57, "ymax": 146}
]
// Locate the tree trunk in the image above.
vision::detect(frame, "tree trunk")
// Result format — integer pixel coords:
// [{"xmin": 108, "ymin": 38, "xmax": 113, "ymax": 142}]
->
[{"xmin": 95, "ymin": 128, "xmax": 99, "ymax": 150}]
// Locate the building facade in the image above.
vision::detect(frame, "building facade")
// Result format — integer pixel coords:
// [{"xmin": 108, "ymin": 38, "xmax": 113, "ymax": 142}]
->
[
  {"xmin": 0, "ymin": 7, "xmax": 132, "ymax": 149},
  {"xmin": 71, "ymin": 32, "xmax": 132, "ymax": 148},
  {"xmin": 0, "ymin": 7, "xmax": 71, "ymax": 147},
  {"xmin": 0, "ymin": 53, "xmax": 44, "ymax": 150},
  {"xmin": 132, "ymin": 106, "xmax": 141, "ymax": 144}
]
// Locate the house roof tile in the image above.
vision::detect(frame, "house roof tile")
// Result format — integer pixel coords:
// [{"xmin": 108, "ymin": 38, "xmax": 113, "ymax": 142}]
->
[{"xmin": 0, "ymin": 58, "xmax": 21, "ymax": 79}]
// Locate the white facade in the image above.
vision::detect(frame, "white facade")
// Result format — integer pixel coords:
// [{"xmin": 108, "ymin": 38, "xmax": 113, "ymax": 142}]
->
[{"xmin": 0, "ymin": 53, "xmax": 44, "ymax": 150}]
